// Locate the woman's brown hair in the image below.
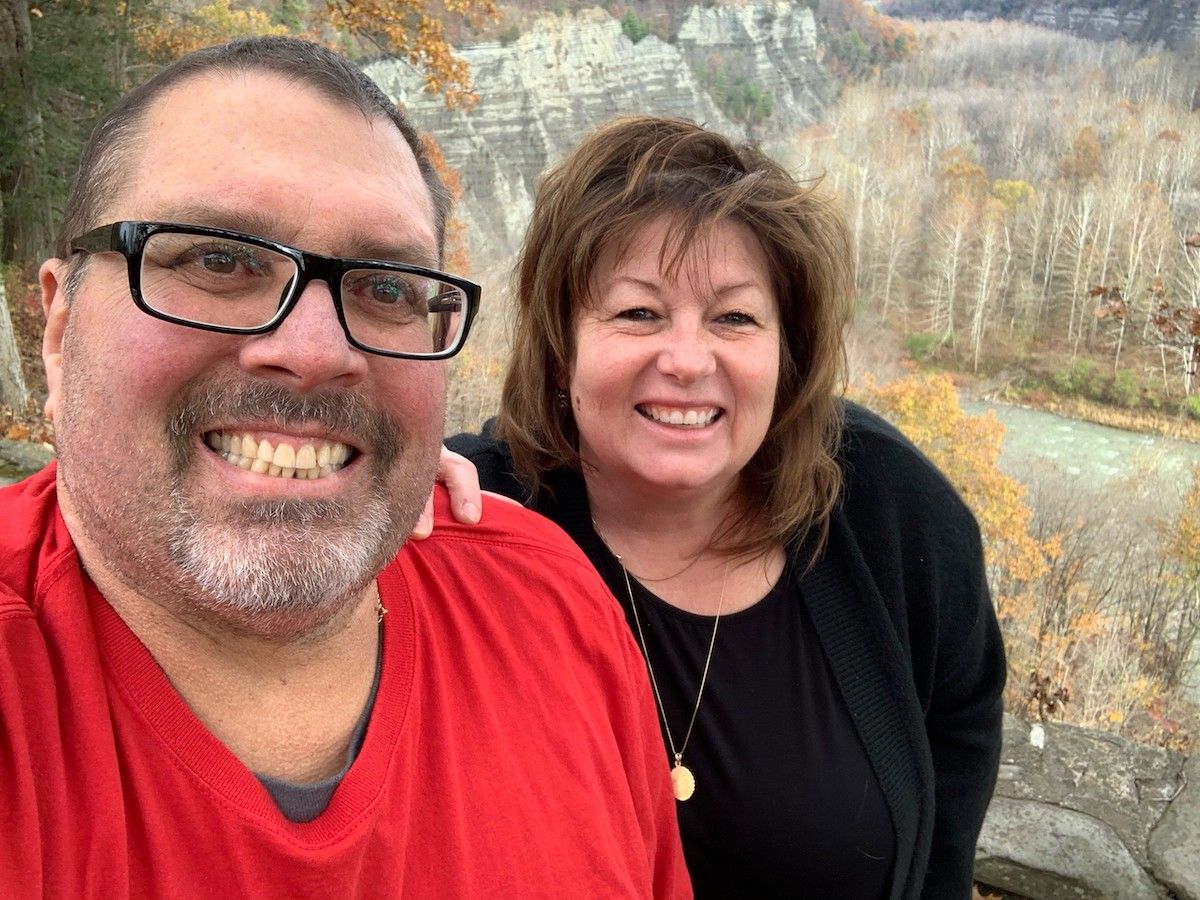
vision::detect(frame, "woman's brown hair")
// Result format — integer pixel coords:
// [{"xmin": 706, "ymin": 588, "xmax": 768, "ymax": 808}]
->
[{"xmin": 496, "ymin": 115, "xmax": 853, "ymax": 560}]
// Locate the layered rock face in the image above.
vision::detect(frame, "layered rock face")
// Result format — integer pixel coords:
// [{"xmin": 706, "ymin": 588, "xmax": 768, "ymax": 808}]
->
[
  {"xmin": 1020, "ymin": 3, "xmax": 1200, "ymax": 47},
  {"xmin": 366, "ymin": 2, "xmax": 829, "ymax": 266},
  {"xmin": 978, "ymin": 715, "xmax": 1199, "ymax": 900}
]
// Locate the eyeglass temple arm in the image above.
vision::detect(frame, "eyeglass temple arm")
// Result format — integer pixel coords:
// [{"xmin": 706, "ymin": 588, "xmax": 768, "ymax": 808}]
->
[{"xmin": 70, "ymin": 224, "xmax": 119, "ymax": 255}]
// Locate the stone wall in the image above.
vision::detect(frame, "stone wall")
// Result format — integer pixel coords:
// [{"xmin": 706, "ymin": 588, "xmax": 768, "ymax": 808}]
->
[
  {"xmin": 0, "ymin": 278, "xmax": 28, "ymax": 409},
  {"xmin": 977, "ymin": 715, "xmax": 1198, "ymax": 899},
  {"xmin": 365, "ymin": 2, "xmax": 829, "ymax": 267}
]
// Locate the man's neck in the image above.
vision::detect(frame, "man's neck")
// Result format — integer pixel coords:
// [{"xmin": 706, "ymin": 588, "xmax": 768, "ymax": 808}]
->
[
  {"xmin": 135, "ymin": 586, "xmax": 381, "ymax": 783},
  {"xmin": 57, "ymin": 476, "xmax": 387, "ymax": 782},
  {"xmin": 82, "ymin": 547, "xmax": 382, "ymax": 783}
]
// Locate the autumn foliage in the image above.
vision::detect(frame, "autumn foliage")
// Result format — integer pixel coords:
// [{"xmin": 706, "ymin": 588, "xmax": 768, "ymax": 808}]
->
[{"xmin": 854, "ymin": 373, "xmax": 1198, "ymax": 749}]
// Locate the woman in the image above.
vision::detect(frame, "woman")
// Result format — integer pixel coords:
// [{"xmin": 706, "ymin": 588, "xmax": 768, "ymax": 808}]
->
[{"xmin": 445, "ymin": 116, "xmax": 1004, "ymax": 899}]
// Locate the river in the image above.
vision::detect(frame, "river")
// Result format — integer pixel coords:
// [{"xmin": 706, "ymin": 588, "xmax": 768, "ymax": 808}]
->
[{"xmin": 964, "ymin": 400, "xmax": 1200, "ymax": 492}]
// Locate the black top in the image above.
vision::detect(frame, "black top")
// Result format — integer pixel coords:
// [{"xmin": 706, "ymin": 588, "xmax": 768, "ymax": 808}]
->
[
  {"xmin": 610, "ymin": 554, "xmax": 893, "ymax": 899},
  {"xmin": 447, "ymin": 401, "xmax": 1006, "ymax": 900}
]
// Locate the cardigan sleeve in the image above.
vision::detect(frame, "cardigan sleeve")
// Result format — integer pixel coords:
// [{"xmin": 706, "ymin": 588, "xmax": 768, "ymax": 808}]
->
[
  {"xmin": 838, "ymin": 402, "xmax": 1005, "ymax": 898},
  {"xmin": 920, "ymin": 513, "xmax": 1005, "ymax": 897}
]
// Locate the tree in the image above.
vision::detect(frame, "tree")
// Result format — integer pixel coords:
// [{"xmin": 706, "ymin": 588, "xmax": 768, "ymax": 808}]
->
[
  {"xmin": 0, "ymin": 0, "xmax": 53, "ymax": 263},
  {"xmin": 0, "ymin": 0, "xmax": 495, "ymax": 266}
]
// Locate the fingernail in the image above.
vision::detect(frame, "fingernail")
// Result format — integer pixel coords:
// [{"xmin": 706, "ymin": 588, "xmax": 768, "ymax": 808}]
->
[{"xmin": 461, "ymin": 501, "xmax": 479, "ymax": 522}]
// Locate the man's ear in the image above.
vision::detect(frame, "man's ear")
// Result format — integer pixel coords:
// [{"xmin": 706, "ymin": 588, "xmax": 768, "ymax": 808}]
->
[{"xmin": 39, "ymin": 259, "xmax": 70, "ymax": 425}]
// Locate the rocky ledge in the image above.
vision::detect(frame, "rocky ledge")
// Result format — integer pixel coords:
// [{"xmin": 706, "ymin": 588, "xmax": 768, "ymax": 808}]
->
[{"xmin": 977, "ymin": 714, "xmax": 1198, "ymax": 899}]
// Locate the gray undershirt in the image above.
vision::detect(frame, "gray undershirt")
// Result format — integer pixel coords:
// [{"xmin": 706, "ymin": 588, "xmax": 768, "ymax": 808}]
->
[{"xmin": 255, "ymin": 647, "xmax": 383, "ymax": 823}]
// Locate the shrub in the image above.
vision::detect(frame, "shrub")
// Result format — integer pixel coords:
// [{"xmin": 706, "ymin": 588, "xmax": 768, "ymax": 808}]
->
[
  {"xmin": 1108, "ymin": 369, "xmax": 1140, "ymax": 409},
  {"xmin": 620, "ymin": 10, "xmax": 650, "ymax": 44},
  {"xmin": 697, "ymin": 60, "xmax": 775, "ymax": 126},
  {"xmin": 903, "ymin": 331, "xmax": 940, "ymax": 361},
  {"xmin": 1185, "ymin": 395, "xmax": 1200, "ymax": 421},
  {"xmin": 1053, "ymin": 359, "xmax": 1101, "ymax": 399}
]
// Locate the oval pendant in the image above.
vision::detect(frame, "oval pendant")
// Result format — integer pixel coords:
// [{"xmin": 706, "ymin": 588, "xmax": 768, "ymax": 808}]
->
[{"xmin": 670, "ymin": 763, "xmax": 695, "ymax": 801}]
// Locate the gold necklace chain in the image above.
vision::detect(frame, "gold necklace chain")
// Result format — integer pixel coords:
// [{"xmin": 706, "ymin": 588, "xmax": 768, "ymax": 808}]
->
[{"xmin": 598, "ymin": 525, "xmax": 728, "ymax": 802}]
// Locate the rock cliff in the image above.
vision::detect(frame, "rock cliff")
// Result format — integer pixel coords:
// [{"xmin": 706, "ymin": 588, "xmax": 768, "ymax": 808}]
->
[
  {"xmin": 978, "ymin": 714, "xmax": 1198, "ymax": 900},
  {"xmin": 365, "ymin": 2, "xmax": 829, "ymax": 267},
  {"xmin": 885, "ymin": 1, "xmax": 1200, "ymax": 50}
]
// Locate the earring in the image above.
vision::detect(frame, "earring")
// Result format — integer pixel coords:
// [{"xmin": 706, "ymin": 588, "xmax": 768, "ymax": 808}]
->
[{"xmin": 555, "ymin": 389, "xmax": 569, "ymax": 408}]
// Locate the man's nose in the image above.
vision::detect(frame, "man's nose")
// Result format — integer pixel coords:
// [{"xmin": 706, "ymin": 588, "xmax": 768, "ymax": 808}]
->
[{"xmin": 237, "ymin": 279, "xmax": 368, "ymax": 392}]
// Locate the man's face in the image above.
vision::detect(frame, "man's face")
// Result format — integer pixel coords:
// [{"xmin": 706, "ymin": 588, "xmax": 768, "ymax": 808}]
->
[{"xmin": 41, "ymin": 71, "xmax": 446, "ymax": 635}]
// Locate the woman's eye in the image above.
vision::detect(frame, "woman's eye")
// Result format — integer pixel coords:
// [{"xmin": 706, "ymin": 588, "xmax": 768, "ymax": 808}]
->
[
  {"xmin": 719, "ymin": 311, "xmax": 757, "ymax": 326},
  {"xmin": 616, "ymin": 307, "xmax": 656, "ymax": 321}
]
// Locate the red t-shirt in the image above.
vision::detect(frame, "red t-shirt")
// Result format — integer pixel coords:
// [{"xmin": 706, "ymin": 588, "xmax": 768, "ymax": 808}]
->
[{"xmin": 0, "ymin": 465, "xmax": 690, "ymax": 899}]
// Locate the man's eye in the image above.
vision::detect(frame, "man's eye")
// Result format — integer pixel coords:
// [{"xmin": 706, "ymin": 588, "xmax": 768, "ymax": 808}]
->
[
  {"xmin": 363, "ymin": 276, "xmax": 409, "ymax": 305},
  {"xmin": 179, "ymin": 243, "xmax": 265, "ymax": 276},
  {"xmin": 199, "ymin": 251, "xmax": 237, "ymax": 274}
]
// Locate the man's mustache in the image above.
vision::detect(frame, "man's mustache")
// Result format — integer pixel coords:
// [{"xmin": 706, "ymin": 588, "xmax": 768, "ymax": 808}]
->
[{"xmin": 165, "ymin": 378, "xmax": 401, "ymax": 473}]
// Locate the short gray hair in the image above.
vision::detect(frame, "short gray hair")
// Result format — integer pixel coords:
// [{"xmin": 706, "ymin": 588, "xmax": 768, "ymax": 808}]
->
[{"xmin": 54, "ymin": 37, "xmax": 450, "ymax": 265}]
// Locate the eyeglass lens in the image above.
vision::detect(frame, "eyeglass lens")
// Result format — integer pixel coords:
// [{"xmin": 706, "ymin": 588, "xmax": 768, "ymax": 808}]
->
[{"xmin": 139, "ymin": 231, "xmax": 468, "ymax": 355}]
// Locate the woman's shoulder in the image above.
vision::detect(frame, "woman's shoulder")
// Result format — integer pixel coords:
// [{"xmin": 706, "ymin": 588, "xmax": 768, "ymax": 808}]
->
[
  {"xmin": 445, "ymin": 420, "xmax": 530, "ymax": 503},
  {"xmin": 836, "ymin": 399, "xmax": 978, "ymax": 531}
]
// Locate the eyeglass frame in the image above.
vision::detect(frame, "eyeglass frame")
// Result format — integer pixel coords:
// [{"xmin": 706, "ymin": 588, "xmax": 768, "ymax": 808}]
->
[{"xmin": 69, "ymin": 220, "xmax": 481, "ymax": 360}]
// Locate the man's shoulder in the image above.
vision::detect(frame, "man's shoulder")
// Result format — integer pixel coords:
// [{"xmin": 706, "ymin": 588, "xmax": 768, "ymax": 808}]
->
[
  {"xmin": 417, "ymin": 485, "xmax": 595, "ymax": 571},
  {"xmin": 0, "ymin": 463, "xmax": 72, "ymax": 613}
]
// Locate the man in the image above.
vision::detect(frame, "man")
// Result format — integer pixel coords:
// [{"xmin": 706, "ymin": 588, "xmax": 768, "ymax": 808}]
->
[{"xmin": 0, "ymin": 37, "xmax": 689, "ymax": 898}]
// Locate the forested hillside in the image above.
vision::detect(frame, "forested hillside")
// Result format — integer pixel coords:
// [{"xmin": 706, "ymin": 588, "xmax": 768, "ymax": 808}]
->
[{"xmin": 786, "ymin": 19, "xmax": 1200, "ymax": 420}]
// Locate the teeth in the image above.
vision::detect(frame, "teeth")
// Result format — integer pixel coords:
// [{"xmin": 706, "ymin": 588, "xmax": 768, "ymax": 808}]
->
[
  {"xmin": 642, "ymin": 406, "xmax": 719, "ymax": 427},
  {"xmin": 272, "ymin": 443, "xmax": 295, "ymax": 468},
  {"xmin": 204, "ymin": 431, "xmax": 353, "ymax": 480}
]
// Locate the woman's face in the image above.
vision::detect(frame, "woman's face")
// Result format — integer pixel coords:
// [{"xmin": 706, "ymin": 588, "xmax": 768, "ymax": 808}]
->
[{"xmin": 570, "ymin": 215, "xmax": 781, "ymax": 504}]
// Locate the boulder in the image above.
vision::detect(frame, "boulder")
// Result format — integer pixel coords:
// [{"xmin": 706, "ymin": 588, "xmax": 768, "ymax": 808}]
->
[
  {"xmin": 1148, "ymin": 752, "xmax": 1200, "ymax": 900},
  {"xmin": 976, "ymin": 715, "xmax": 1191, "ymax": 899}
]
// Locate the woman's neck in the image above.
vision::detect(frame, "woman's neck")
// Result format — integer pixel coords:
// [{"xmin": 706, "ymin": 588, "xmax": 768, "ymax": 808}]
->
[{"xmin": 584, "ymin": 471, "xmax": 785, "ymax": 616}]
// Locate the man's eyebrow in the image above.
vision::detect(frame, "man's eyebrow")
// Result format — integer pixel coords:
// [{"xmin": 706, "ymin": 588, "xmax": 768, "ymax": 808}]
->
[
  {"xmin": 150, "ymin": 205, "xmax": 441, "ymax": 269},
  {"xmin": 155, "ymin": 204, "xmax": 281, "ymax": 242},
  {"xmin": 344, "ymin": 235, "xmax": 440, "ymax": 270}
]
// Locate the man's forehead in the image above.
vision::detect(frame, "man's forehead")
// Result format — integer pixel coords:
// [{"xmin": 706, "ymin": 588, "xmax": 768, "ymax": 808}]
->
[{"xmin": 107, "ymin": 70, "xmax": 437, "ymax": 256}]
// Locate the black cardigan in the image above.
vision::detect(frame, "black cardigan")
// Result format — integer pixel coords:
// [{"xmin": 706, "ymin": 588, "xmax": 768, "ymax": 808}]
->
[{"xmin": 447, "ymin": 401, "xmax": 1005, "ymax": 899}]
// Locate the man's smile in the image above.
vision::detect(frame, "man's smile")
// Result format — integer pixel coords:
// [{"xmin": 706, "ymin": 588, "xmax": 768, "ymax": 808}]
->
[{"xmin": 204, "ymin": 430, "xmax": 354, "ymax": 479}]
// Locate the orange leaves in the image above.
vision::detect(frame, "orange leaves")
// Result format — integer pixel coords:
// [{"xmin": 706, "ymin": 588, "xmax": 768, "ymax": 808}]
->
[
  {"xmin": 325, "ymin": 0, "xmax": 497, "ymax": 108},
  {"xmin": 937, "ymin": 147, "xmax": 989, "ymax": 205},
  {"xmin": 418, "ymin": 132, "xmax": 471, "ymax": 275},
  {"xmin": 1165, "ymin": 465, "xmax": 1200, "ymax": 578},
  {"xmin": 132, "ymin": 0, "xmax": 288, "ymax": 61},
  {"xmin": 852, "ymin": 373, "xmax": 1050, "ymax": 586},
  {"xmin": 1057, "ymin": 126, "xmax": 1104, "ymax": 181},
  {"xmin": 1091, "ymin": 285, "xmax": 1128, "ymax": 322}
]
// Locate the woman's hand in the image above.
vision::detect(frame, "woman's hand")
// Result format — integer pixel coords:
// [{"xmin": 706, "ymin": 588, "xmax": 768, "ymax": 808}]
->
[{"xmin": 410, "ymin": 446, "xmax": 484, "ymax": 540}]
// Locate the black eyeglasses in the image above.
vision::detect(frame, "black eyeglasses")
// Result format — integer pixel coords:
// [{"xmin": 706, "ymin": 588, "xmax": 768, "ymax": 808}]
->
[{"xmin": 70, "ymin": 221, "xmax": 480, "ymax": 360}]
